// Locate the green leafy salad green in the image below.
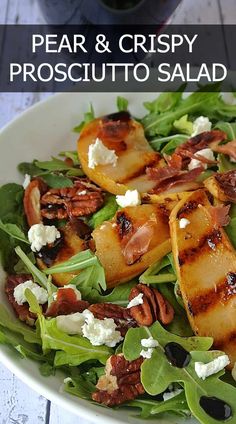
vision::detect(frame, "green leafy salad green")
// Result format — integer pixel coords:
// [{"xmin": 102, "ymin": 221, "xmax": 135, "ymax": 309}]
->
[{"xmin": 0, "ymin": 88, "xmax": 236, "ymax": 424}]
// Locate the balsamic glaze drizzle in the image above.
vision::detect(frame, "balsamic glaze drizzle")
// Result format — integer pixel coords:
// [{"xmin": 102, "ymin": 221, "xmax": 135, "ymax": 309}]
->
[
  {"xmin": 200, "ymin": 396, "xmax": 232, "ymax": 421},
  {"xmin": 164, "ymin": 342, "xmax": 191, "ymax": 368}
]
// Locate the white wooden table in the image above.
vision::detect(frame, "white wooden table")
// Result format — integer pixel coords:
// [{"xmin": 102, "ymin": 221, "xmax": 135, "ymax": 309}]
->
[{"xmin": 0, "ymin": 0, "xmax": 235, "ymax": 422}]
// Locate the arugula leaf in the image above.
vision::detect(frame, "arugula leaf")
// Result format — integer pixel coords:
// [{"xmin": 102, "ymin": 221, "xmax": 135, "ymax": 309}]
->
[
  {"xmin": 128, "ymin": 391, "xmax": 189, "ymax": 419},
  {"xmin": 0, "ymin": 304, "xmax": 40, "ymax": 345},
  {"xmin": 142, "ymin": 91, "xmax": 220, "ymax": 137},
  {"xmin": 88, "ymin": 195, "xmax": 118, "ymax": 228},
  {"xmin": 88, "ymin": 280, "xmax": 136, "ymax": 306},
  {"xmin": 0, "ymin": 183, "xmax": 24, "ymax": 221},
  {"xmin": 218, "ymin": 154, "xmax": 236, "ymax": 172},
  {"xmin": 117, "ymin": 96, "xmax": 129, "ymax": 111},
  {"xmin": 59, "ymin": 150, "xmax": 80, "ymax": 166},
  {"xmin": 0, "ymin": 220, "xmax": 29, "ymax": 244},
  {"xmin": 144, "ymin": 91, "xmax": 183, "ymax": 114},
  {"xmin": 123, "ymin": 321, "xmax": 212, "ymax": 362},
  {"xmin": 15, "ymin": 246, "xmax": 48, "ymax": 289},
  {"xmin": 150, "ymin": 133, "xmax": 188, "ymax": 153},
  {"xmin": 40, "ymin": 173, "xmax": 73, "ymax": 189},
  {"xmin": 64, "ymin": 375, "xmax": 96, "ymax": 400},
  {"xmin": 38, "ymin": 316, "xmax": 112, "ymax": 366},
  {"xmin": 124, "ymin": 323, "xmax": 236, "ymax": 424},
  {"xmin": 18, "ymin": 161, "xmax": 42, "ymax": 177},
  {"xmin": 215, "ymin": 121, "xmax": 236, "ymax": 140},
  {"xmin": 44, "ymin": 250, "xmax": 98, "ymax": 275},
  {"xmin": 73, "ymin": 104, "xmax": 95, "ymax": 133},
  {"xmin": 173, "ymin": 114, "xmax": 193, "ymax": 135},
  {"xmin": 69, "ymin": 260, "xmax": 106, "ymax": 299},
  {"xmin": 35, "ymin": 157, "xmax": 74, "ymax": 172}
]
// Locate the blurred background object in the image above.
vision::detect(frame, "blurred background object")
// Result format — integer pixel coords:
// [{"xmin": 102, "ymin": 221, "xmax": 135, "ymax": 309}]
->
[{"xmin": 37, "ymin": 0, "xmax": 182, "ymax": 24}]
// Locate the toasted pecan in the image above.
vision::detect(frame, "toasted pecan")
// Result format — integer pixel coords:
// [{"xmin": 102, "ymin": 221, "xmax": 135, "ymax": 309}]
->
[
  {"xmin": 88, "ymin": 303, "xmax": 136, "ymax": 336},
  {"xmin": 40, "ymin": 179, "xmax": 104, "ymax": 220},
  {"xmin": 92, "ymin": 354, "xmax": 144, "ymax": 406},
  {"xmin": 128, "ymin": 283, "xmax": 174, "ymax": 326}
]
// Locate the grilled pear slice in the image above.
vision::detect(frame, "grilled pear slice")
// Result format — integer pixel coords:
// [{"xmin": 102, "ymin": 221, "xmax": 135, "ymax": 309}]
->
[
  {"xmin": 37, "ymin": 222, "xmax": 86, "ymax": 287},
  {"xmin": 77, "ymin": 112, "xmax": 163, "ymax": 195},
  {"xmin": 93, "ymin": 204, "xmax": 171, "ymax": 288},
  {"xmin": 170, "ymin": 189, "xmax": 236, "ymax": 367}
]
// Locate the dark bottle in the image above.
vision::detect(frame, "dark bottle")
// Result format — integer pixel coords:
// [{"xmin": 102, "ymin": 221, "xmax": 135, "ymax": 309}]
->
[{"xmin": 37, "ymin": 0, "xmax": 182, "ymax": 25}]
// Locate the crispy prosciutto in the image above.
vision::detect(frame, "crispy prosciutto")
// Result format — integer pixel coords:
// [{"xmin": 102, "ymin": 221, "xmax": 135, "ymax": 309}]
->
[
  {"xmin": 209, "ymin": 205, "xmax": 231, "ymax": 227},
  {"xmin": 210, "ymin": 140, "xmax": 236, "ymax": 161},
  {"xmin": 146, "ymin": 165, "xmax": 202, "ymax": 194},
  {"xmin": 45, "ymin": 287, "xmax": 89, "ymax": 317},
  {"xmin": 5, "ymin": 274, "xmax": 37, "ymax": 325},
  {"xmin": 122, "ymin": 219, "xmax": 156, "ymax": 265},
  {"xmin": 174, "ymin": 130, "xmax": 227, "ymax": 164}
]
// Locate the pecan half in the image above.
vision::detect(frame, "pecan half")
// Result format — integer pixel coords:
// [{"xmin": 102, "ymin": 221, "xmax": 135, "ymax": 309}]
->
[
  {"xmin": 128, "ymin": 283, "xmax": 174, "ymax": 326},
  {"xmin": 40, "ymin": 179, "xmax": 104, "ymax": 220},
  {"xmin": 88, "ymin": 303, "xmax": 136, "ymax": 336},
  {"xmin": 5, "ymin": 274, "xmax": 37, "ymax": 325},
  {"xmin": 92, "ymin": 354, "xmax": 144, "ymax": 406},
  {"xmin": 215, "ymin": 170, "xmax": 236, "ymax": 203}
]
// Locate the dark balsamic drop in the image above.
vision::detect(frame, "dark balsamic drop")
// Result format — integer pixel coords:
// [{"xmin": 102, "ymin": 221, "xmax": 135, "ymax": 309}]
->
[
  {"xmin": 200, "ymin": 396, "xmax": 232, "ymax": 421},
  {"xmin": 164, "ymin": 342, "xmax": 191, "ymax": 368}
]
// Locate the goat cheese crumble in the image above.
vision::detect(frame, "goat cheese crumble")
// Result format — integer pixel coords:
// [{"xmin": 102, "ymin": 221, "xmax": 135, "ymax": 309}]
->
[
  {"xmin": 141, "ymin": 337, "xmax": 159, "ymax": 348},
  {"xmin": 221, "ymin": 92, "xmax": 236, "ymax": 105},
  {"xmin": 88, "ymin": 138, "xmax": 118, "ymax": 169},
  {"xmin": 188, "ymin": 148, "xmax": 215, "ymax": 171},
  {"xmin": 127, "ymin": 293, "xmax": 144, "ymax": 309},
  {"xmin": 82, "ymin": 310, "xmax": 123, "ymax": 347},
  {"xmin": 22, "ymin": 173, "xmax": 31, "ymax": 189},
  {"xmin": 163, "ymin": 388, "xmax": 183, "ymax": 402},
  {"xmin": 195, "ymin": 354, "xmax": 230, "ymax": 380},
  {"xmin": 56, "ymin": 309, "xmax": 122, "ymax": 347},
  {"xmin": 56, "ymin": 312, "xmax": 85, "ymax": 335},
  {"xmin": 116, "ymin": 190, "xmax": 141, "ymax": 208},
  {"xmin": 14, "ymin": 280, "xmax": 48, "ymax": 305},
  {"xmin": 28, "ymin": 223, "xmax": 60, "ymax": 252},
  {"xmin": 179, "ymin": 218, "xmax": 190, "ymax": 229},
  {"xmin": 140, "ymin": 348, "xmax": 154, "ymax": 359},
  {"xmin": 191, "ymin": 116, "xmax": 212, "ymax": 137}
]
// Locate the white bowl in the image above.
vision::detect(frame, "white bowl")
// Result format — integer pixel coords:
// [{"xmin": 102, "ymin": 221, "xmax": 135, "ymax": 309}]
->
[{"xmin": 0, "ymin": 92, "xmax": 192, "ymax": 424}]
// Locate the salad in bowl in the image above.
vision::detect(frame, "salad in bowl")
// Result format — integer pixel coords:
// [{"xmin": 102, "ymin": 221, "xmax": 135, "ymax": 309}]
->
[{"xmin": 0, "ymin": 88, "xmax": 236, "ymax": 424}]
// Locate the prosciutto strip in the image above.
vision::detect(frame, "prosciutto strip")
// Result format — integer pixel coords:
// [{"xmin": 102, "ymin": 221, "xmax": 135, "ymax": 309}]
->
[
  {"xmin": 210, "ymin": 140, "xmax": 236, "ymax": 161},
  {"xmin": 209, "ymin": 205, "xmax": 231, "ymax": 227}
]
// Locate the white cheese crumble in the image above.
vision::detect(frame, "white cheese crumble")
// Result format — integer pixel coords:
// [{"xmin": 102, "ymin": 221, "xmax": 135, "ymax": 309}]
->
[
  {"xmin": 127, "ymin": 293, "xmax": 144, "ymax": 309},
  {"xmin": 232, "ymin": 363, "xmax": 236, "ymax": 381},
  {"xmin": 56, "ymin": 312, "xmax": 85, "ymax": 335},
  {"xmin": 22, "ymin": 173, "xmax": 31, "ymax": 189},
  {"xmin": 179, "ymin": 218, "xmax": 190, "ymax": 229},
  {"xmin": 140, "ymin": 348, "xmax": 154, "ymax": 359},
  {"xmin": 58, "ymin": 284, "xmax": 82, "ymax": 301},
  {"xmin": 88, "ymin": 138, "xmax": 118, "ymax": 169},
  {"xmin": 82, "ymin": 310, "xmax": 123, "ymax": 347},
  {"xmin": 116, "ymin": 190, "xmax": 141, "ymax": 208},
  {"xmin": 188, "ymin": 148, "xmax": 215, "ymax": 171},
  {"xmin": 28, "ymin": 223, "xmax": 60, "ymax": 252},
  {"xmin": 141, "ymin": 337, "xmax": 159, "ymax": 349},
  {"xmin": 191, "ymin": 116, "xmax": 212, "ymax": 137},
  {"xmin": 14, "ymin": 280, "xmax": 48, "ymax": 305},
  {"xmin": 195, "ymin": 354, "xmax": 230, "ymax": 380},
  {"xmin": 221, "ymin": 92, "xmax": 236, "ymax": 105},
  {"xmin": 163, "ymin": 388, "xmax": 183, "ymax": 402}
]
